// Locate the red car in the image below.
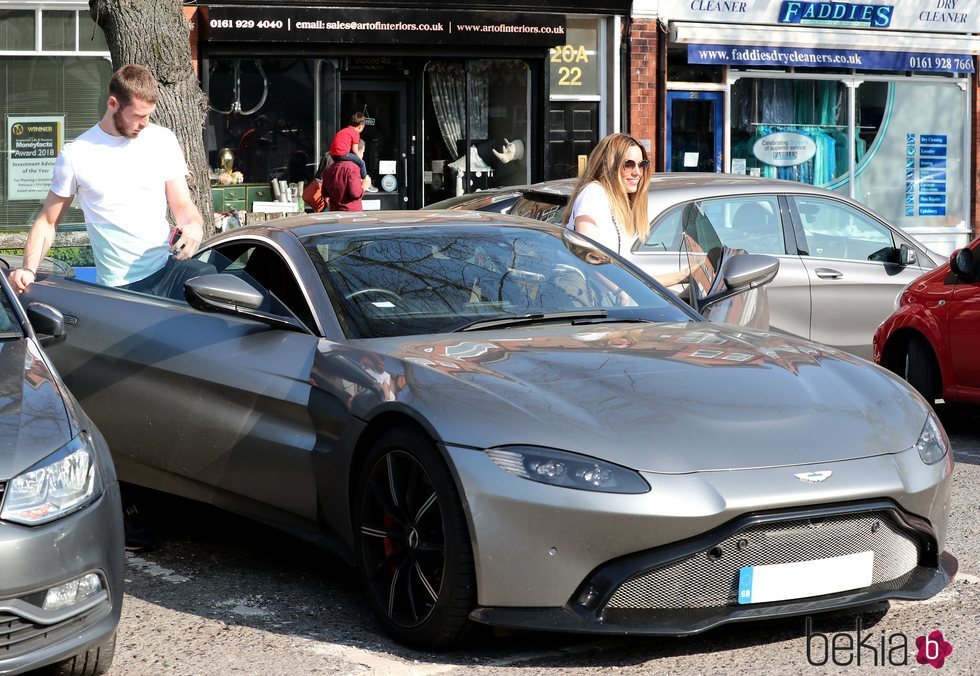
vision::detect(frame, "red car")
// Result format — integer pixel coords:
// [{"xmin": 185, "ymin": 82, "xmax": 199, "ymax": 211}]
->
[{"xmin": 874, "ymin": 238, "xmax": 980, "ymax": 405}]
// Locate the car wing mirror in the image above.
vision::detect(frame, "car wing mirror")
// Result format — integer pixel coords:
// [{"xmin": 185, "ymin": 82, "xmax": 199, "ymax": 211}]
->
[
  {"xmin": 949, "ymin": 247, "xmax": 974, "ymax": 280},
  {"xmin": 899, "ymin": 243, "xmax": 918, "ymax": 266},
  {"xmin": 26, "ymin": 302, "xmax": 66, "ymax": 347},
  {"xmin": 699, "ymin": 254, "xmax": 780, "ymax": 312},
  {"xmin": 184, "ymin": 273, "xmax": 308, "ymax": 333}
]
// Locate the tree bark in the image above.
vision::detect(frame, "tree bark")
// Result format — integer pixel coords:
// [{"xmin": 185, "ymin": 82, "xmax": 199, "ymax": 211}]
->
[{"xmin": 89, "ymin": 0, "xmax": 214, "ymax": 235}]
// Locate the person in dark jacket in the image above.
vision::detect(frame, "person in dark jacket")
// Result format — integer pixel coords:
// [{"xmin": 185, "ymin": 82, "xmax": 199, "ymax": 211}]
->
[{"xmin": 323, "ymin": 142, "xmax": 372, "ymax": 211}]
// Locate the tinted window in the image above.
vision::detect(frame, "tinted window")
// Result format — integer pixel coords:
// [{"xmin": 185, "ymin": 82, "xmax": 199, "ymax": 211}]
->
[
  {"xmin": 304, "ymin": 226, "xmax": 694, "ymax": 338},
  {"xmin": 0, "ymin": 281, "xmax": 20, "ymax": 335},
  {"xmin": 794, "ymin": 196, "xmax": 895, "ymax": 262}
]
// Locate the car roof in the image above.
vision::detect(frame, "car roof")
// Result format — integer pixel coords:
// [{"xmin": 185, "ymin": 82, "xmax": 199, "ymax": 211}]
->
[
  {"xmin": 521, "ymin": 173, "xmax": 850, "ymax": 199},
  {"xmin": 216, "ymin": 209, "xmax": 562, "ymax": 241}
]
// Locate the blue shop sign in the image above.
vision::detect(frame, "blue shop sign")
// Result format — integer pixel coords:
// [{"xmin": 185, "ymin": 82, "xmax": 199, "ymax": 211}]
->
[
  {"xmin": 920, "ymin": 135, "xmax": 947, "ymax": 145},
  {"xmin": 919, "ymin": 206, "xmax": 946, "ymax": 216},
  {"xmin": 778, "ymin": 2, "xmax": 893, "ymax": 29},
  {"xmin": 918, "ymin": 158, "xmax": 947, "ymax": 168},
  {"xmin": 920, "ymin": 183, "xmax": 947, "ymax": 193},
  {"xmin": 919, "ymin": 194, "xmax": 946, "ymax": 205},
  {"xmin": 919, "ymin": 146, "xmax": 947, "ymax": 157},
  {"xmin": 688, "ymin": 44, "xmax": 974, "ymax": 73}
]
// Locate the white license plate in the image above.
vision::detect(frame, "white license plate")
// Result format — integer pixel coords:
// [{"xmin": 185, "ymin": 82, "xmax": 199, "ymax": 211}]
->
[{"xmin": 738, "ymin": 551, "xmax": 874, "ymax": 604}]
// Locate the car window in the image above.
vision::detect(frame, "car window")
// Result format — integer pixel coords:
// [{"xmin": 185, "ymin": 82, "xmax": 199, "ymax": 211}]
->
[
  {"xmin": 194, "ymin": 243, "xmax": 318, "ymax": 332},
  {"xmin": 303, "ymin": 225, "xmax": 695, "ymax": 338},
  {"xmin": 510, "ymin": 195, "xmax": 567, "ymax": 225},
  {"xmin": 0, "ymin": 281, "xmax": 20, "ymax": 336},
  {"xmin": 640, "ymin": 196, "xmax": 784, "ymax": 256},
  {"xmin": 794, "ymin": 196, "xmax": 896, "ymax": 263}
]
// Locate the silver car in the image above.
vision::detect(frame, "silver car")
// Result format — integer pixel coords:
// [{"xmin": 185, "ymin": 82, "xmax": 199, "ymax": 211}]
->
[
  {"xmin": 23, "ymin": 213, "xmax": 954, "ymax": 650},
  {"xmin": 465, "ymin": 175, "xmax": 943, "ymax": 359},
  {"xmin": 0, "ymin": 267, "xmax": 124, "ymax": 675}
]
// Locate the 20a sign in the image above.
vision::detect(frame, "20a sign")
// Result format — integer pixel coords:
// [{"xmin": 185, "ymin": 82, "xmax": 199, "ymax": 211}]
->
[{"xmin": 549, "ymin": 43, "xmax": 597, "ymax": 94}]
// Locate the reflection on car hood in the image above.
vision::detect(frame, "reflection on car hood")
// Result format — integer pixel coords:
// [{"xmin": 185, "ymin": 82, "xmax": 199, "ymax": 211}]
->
[
  {"xmin": 0, "ymin": 339, "xmax": 72, "ymax": 479},
  {"xmin": 357, "ymin": 323, "xmax": 928, "ymax": 473}
]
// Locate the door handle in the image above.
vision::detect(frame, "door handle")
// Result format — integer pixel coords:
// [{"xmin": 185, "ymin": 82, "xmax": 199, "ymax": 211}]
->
[{"xmin": 815, "ymin": 268, "xmax": 843, "ymax": 279}]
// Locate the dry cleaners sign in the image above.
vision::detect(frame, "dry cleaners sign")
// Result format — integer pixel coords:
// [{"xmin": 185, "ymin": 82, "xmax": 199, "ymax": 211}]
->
[
  {"xmin": 753, "ymin": 131, "xmax": 817, "ymax": 166},
  {"xmin": 6, "ymin": 116, "xmax": 62, "ymax": 200}
]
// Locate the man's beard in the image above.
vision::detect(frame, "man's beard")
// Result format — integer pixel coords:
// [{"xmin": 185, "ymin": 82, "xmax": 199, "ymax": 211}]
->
[{"xmin": 113, "ymin": 110, "xmax": 139, "ymax": 138}]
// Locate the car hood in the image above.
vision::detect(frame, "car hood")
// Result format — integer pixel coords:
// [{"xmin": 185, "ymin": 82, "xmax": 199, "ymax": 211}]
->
[
  {"xmin": 343, "ymin": 322, "xmax": 929, "ymax": 473},
  {"xmin": 0, "ymin": 338, "xmax": 73, "ymax": 479}
]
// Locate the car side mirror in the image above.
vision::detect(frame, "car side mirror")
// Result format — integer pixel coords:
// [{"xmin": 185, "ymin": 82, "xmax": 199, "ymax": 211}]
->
[
  {"xmin": 899, "ymin": 243, "xmax": 918, "ymax": 267},
  {"xmin": 949, "ymin": 247, "xmax": 974, "ymax": 280},
  {"xmin": 26, "ymin": 302, "xmax": 66, "ymax": 346},
  {"xmin": 699, "ymin": 254, "xmax": 780, "ymax": 312},
  {"xmin": 184, "ymin": 274, "xmax": 309, "ymax": 333}
]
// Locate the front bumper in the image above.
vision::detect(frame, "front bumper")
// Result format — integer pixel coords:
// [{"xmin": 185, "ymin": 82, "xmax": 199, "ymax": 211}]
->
[
  {"xmin": 447, "ymin": 443, "xmax": 953, "ymax": 613},
  {"xmin": 470, "ymin": 501, "xmax": 957, "ymax": 635},
  {"xmin": 0, "ymin": 481, "xmax": 124, "ymax": 675}
]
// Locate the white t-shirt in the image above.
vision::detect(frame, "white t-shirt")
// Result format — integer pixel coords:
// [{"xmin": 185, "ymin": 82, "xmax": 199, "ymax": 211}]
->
[
  {"xmin": 50, "ymin": 123, "xmax": 188, "ymax": 286},
  {"xmin": 567, "ymin": 181, "xmax": 632, "ymax": 254}
]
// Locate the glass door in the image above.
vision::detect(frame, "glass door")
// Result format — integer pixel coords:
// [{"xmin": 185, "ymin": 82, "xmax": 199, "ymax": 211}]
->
[
  {"xmin": 666, "ymin": 90, "xmax": 723, "ymax": 172},
  {"xmin": 340, "ymin": 80, "xmax": 409, "ymax": 210}
]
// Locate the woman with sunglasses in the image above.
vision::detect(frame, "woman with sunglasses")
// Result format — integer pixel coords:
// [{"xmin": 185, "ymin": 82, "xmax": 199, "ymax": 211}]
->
[{"xmin": 565, "ymin": 133, "xmax": 690, "ymax": 287}]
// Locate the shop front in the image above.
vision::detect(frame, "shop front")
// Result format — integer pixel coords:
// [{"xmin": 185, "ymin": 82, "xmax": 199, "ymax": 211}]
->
[
  {"xmin": 634, "ymin": 1, "xmax": 980, "ymax": 252},
  {"xmin": 200, "ymin": 1, "xmax": 628, "ymax": 211}
]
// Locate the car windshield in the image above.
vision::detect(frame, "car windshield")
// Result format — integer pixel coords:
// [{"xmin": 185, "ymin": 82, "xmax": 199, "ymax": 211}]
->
[
  {"xmin": 303, "ymin": 225, "xmax": 695, "ymax": 338},
  {"xmin": 510, "ymin": 194, "xmax": 568, "ymax": 225}
]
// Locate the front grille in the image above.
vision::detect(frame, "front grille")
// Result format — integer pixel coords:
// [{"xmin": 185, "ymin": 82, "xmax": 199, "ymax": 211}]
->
[
  {"xmin": 606, "ymin": 511, "xmax": 920, "ymax": 610},
  {"xmin": 0, "ymin": 603, "xmax": 106, "ymax": 657}
]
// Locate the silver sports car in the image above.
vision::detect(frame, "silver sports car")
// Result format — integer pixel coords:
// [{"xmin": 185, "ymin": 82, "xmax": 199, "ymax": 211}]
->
[{"xmin": 23, "ymin": 211, "xmax": 954, "ymax": 649}]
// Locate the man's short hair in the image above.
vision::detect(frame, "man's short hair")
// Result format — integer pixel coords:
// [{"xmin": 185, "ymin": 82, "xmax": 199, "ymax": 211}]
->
[
  {"xmin": 108, "ymin": 64, "xmax": 160, "ymax": 107},
  {"xmin": 350, "ymin": 112, "xmax": 366, "ymax": 127}
]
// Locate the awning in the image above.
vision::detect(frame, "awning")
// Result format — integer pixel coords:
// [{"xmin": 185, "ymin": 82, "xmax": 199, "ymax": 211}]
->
[{"xmin": 671, "ymin": 22, "xmax": 980, "ymax": 74}]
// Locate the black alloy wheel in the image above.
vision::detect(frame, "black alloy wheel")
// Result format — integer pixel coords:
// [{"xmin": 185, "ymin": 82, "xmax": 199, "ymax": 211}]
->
[{"xmin": 354, "ymin": 428, "xmax": 475, "ymax": 649}]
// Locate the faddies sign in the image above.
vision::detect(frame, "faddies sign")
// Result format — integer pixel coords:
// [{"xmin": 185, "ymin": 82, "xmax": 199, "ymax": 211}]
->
[
  {"xmin": 202, "ymin": 6, "xmax": 566, "ymax": 47},
  {"xmin": 657, "ymin": 0, "xmax": 980, "ymax": 33}
]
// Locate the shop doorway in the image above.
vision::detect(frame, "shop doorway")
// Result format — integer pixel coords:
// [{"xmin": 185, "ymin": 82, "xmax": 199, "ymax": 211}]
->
[
  {"xmin": 547, "ymin": 101, "xmax": 599, "ymax": 180},
  {"xmin": 666, "ymin": 90, "xmax": 723, "ymax": 172},
  {"xmin": 340, "ymin": 80, "xmax": 411, "ymax": 209}
]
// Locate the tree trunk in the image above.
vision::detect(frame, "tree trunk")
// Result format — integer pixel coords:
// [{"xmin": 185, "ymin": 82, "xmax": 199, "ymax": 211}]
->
[{"xmin": 89, "ymin": 0, "xmax": 214, "ymax": 235}]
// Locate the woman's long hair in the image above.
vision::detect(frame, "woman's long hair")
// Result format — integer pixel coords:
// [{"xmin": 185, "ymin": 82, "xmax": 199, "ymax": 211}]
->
[{"xmin": 563, "ymin": 133, "xmax": 651, "ymax": 243}]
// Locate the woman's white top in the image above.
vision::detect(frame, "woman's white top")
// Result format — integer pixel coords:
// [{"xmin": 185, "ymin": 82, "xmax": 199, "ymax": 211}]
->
[{"xmin": 567, "ymin": 181, "xmax": 632, "ymax": 254}]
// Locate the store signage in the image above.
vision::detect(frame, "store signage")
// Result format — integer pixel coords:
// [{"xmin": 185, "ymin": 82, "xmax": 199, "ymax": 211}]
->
[
  {"xmin": 654, "ymin": 0, "xmax": 980, "ymax": 34},
  {"xmin": 752, "ymin": 132, "xmax": 816, "ymax": 167},
  {"xmin": 778, "ymin": 2, "xmax": 893, "ymax": 28},
  {"xmin": 203, "ymin": 7, "xmax": 566, "ymax": 47},
  {"xmin": 904, "ymin": 133, "xmax": 949, "ymax": 217},
  {"xmin": 688, "ymin": 44, "xmax": 975, "ymax": 73},
  {"xmin": 6, "ymin": 115, "xmax": 62, "ymax": 201}
]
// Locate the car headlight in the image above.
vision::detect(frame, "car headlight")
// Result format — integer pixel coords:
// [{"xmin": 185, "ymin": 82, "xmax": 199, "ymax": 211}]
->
[
  {"xmin": 915, "ymin": 413, "xmax": 949, "ymax": 465},
  {"xmin": 1, "ymin": 435, "xmax": 102, "ymax": 525},
  {"xmin": 486, "ymin": 446, "xmax": 650, "ymax": 494}
]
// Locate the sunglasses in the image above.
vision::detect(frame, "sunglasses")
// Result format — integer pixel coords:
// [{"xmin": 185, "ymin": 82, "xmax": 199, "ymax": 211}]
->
[{"xmin": 622, "ymin": 159, "xmax": 651, "ymax": 171}]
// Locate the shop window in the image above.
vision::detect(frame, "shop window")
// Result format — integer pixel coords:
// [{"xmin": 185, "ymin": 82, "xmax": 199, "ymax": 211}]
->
[
  {"xmin": 42, "ymin": 11, "xmax": 75, "ymax": 52},
  {"xmin": 667, "ymin": 45, "xmax": 724, "ymax": 83},
  {"xmin": 79, "ymin": 12, "xmax": 109, "ymax": 52},
  {"xmin": 0, "ymin": 11, "xmax": 35, "ymax": 51},
  {"xmin": 0, "ymin": 57, "xmax": 112, "ymax": 232},
  {"xmin": 730, "ymin": 78, "xmax": 848, "ymax": 186},
  {"xmin": 853, "ymin": 80, "xmax": 965, "ymax": 231},
  {"xmin": 423, "ymin": 59, "xmax": 530, "ymax": 206},
  {"xmin": 206, "ymin": 58, "xmax": 324, "ymax": 189}
]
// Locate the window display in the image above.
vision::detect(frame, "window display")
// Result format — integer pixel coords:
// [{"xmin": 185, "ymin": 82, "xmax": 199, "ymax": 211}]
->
[{"xmin": 423, "ymin": 59, "xmax": 530, "ymax": 206}]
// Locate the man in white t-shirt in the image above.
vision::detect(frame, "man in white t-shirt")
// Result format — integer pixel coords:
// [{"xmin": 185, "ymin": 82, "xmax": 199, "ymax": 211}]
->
[{"xmin": 10, "ymin": 64, "xmax": 209, "ymax": 298}]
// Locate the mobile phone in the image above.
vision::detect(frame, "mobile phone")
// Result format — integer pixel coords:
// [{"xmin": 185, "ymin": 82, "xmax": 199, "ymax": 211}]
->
[{"xmin": 168, "ymin": 227, "xmax": 183, "ymax": 250}]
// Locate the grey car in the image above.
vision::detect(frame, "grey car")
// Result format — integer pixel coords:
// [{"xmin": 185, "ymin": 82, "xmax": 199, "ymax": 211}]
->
[
  {"xmin": 0, "ymin": 267, "xmax": 123, "ymax": 675},
  {"xmin": 447, "ymin": 175, "xmax": 944, "ymax": 359},
  {"xmin": 22, "ymin": 212, "xmax": 954, "ymax": 650}
]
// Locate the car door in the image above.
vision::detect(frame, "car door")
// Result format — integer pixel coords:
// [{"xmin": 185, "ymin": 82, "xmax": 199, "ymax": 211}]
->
[
  {"xmin": 790, "ymin": 195, "xmax": 927, "ymax": 359},
  {"xmin": 947, "ymin": 240, "xmax": 980, "ymax": 392},
  {"xmin": 630, "ymin": 194, "xmax": 811, "ymax": 339},
  {"xmin": 23, "ymin": 242, "xmax": 324, "ymax": 523}
]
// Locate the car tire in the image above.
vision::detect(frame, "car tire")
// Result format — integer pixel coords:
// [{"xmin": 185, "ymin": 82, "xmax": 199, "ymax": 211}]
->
[
  {"xmin": 905, "ymin": 337, "xmax": 939, "ymax": 403},
  {"xmin": 354, "ymin": 427, "xmax": 476, "ymax": 649},
  {"xmin": 48, "ymin": 631, "xmax": 116, "ymax": 676}
]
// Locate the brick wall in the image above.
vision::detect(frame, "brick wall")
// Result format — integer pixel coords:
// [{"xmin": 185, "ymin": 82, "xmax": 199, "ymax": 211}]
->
[{"xmin": 628, "ymin": 19, "xmax": 660, "ymax": 166}]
